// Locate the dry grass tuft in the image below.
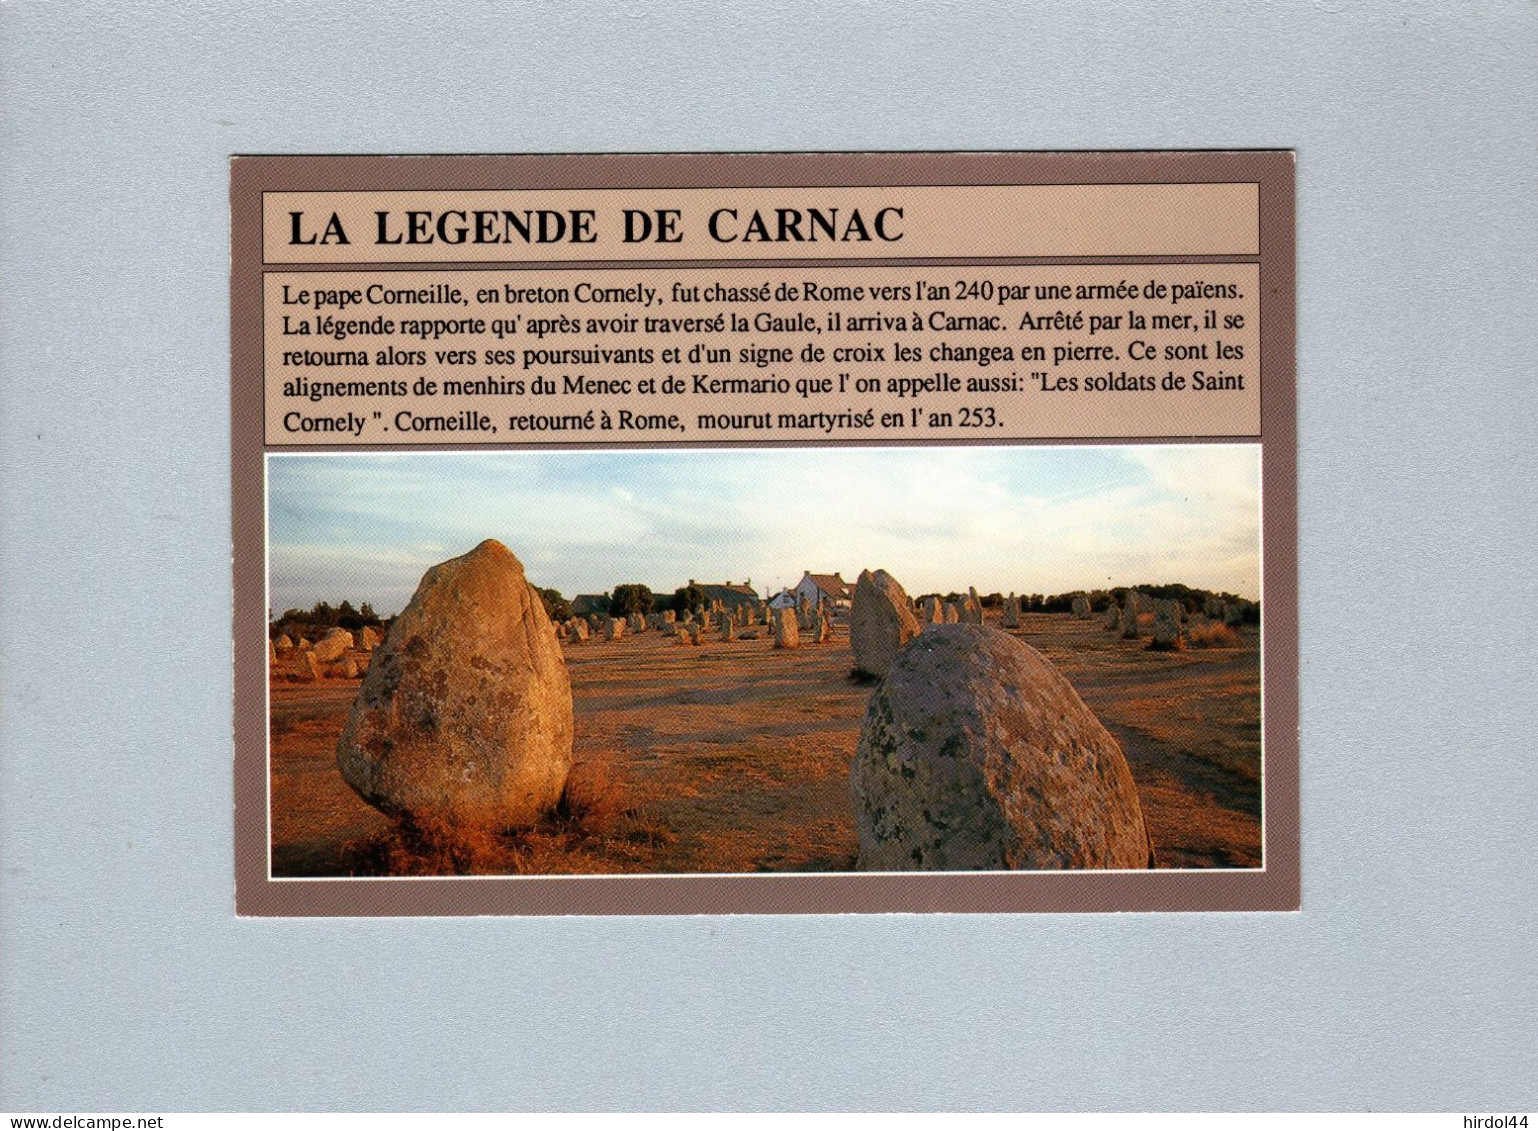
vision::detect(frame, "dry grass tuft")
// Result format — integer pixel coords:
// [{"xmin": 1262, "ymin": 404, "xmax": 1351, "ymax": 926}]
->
[
  {"xmin": 1185, "ymin": 622, "xmax": 1239, "ymax": 649},
  {"xmin": 338, "ymin": 759, "xmax": 664, "ymax": 876},
  {"xmin": 553, "ymin": 760, "xmax": 629, "ymax": 835},
  {"xmin": 621, "ymin": 817, "xmax": 679, "ymax": 848},
  {"xmin": 343, "ymin": 814, "xmax": 527, "ymax": 876}
]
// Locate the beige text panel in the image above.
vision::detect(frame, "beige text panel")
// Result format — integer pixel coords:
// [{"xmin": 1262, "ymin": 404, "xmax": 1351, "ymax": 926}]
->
[
  {"xmin": 264, "ymin": 183, "xmax": 1259, "ymax": 263},
  {"xmin": 264, "ymin": 263, "xmax": 1260, "ymax": 445}
]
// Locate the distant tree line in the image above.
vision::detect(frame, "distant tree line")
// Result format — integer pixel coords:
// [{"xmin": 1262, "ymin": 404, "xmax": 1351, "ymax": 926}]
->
[
  {"xmin": 272, "ymin": 581, "xmax": 1257, "ymax": 638},
  {"xmin": 1037, "ymin": 584, "xmax": 1259, "ymax": 621},
  {"xmin": 610, "ymin": 584, "xmax": 657, "ymax": 618},
  {"xmin": 536, "ymin": 582, "xmax": 714, "ymax": 622},
  {"xmin": 670, "ymin": 583, "xmax": 704, "ymax": 615},
  {"xmin": 270, "ymin": 599, "xmax": 383, "ymax": 639},
  {"xmin": 536, "ymin": 588, "xmax": 572, "ymax": 622},
  {"xmin": 912, "ymin": 585, "xmax": 1259, "ymax": 622}
]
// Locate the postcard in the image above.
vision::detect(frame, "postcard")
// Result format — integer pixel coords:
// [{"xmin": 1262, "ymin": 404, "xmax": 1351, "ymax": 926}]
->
[{"xmin": 232, "ymin": 152, "xmax": 1296, "ymax": 914}]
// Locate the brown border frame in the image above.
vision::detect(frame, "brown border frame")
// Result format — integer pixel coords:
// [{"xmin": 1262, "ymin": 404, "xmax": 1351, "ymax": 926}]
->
[{"xmin": 233, "ymin": 151, "xmax": 1296, "ymax": 915}]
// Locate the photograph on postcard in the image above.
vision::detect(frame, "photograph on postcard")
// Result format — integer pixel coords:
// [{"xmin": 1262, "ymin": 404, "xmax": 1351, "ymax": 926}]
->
[
  {"xmin": 265, "ymin": 444, "xmax": 1261, "ymax": 878},
  {"xmin": 232, "ymin": 152, "xmax": 1295, "ymax": 912}
]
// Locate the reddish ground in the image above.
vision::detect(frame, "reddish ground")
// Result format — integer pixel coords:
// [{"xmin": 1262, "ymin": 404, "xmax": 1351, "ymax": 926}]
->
[{"xmin": 269, "ymin": 612, "xmax": 1261, "ymax": 876}]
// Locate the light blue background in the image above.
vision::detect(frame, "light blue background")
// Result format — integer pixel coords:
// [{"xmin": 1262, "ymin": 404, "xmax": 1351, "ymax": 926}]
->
[{"xmin": 2, "ymin": 1, "xmax": 1534, "ymax": 1111}]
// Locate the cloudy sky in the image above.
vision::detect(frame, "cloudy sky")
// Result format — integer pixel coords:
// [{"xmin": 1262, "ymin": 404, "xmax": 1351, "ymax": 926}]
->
[{"xmin": 266, "ymin": 445, "xmax": 1261, "ymax": 616}]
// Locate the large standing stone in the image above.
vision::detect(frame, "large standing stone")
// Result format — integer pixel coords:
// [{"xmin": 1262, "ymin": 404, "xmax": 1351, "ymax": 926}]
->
[
  {"xmin": 773, "ymin": 607, "xmax": 800, "ymax": 649},
  {"xmin": 313, "ymin": 628, "xmax": 353, "ymax": 663},
  {"xmin": 1001, "ymin": 595, "xmax": 1020, "ymax": 628},
  {"xmin": 850, "ymin": 569, "xmax": 923, "ymax": 677},
  {"xmin": 851, "ymin": 625, "xmax": 1153, "ymax": 870},
  {"xmin": 963, "ymin": 587, "xmax": 984, "ymax": 625},
  {"xmin": 335, "ymin": 540, "xmax": 573, "ymax": 831},
  {"xmin": 1121, "ymin": 592, "xmax": 1148, "ymax": 639},
  {"xmin": 294, "ymin": 651, "xmax": 321, "ymax": 682},
  {"xmin": 1071, "ymin": 596, "xmax": 1092, "ymax": 620},
  {"xmin": 1150, "ymin": 601, "xmax": 1183, "ymax": 649},
  {"xmin": 274, "ymin": 633, "xmax": 294, "ymax": 653},
  {"xmin": 358, "ymin": 626, "xmax": 382, "ymax": 650},
  {"xmin": 813, "ymin": 609, "xmax": 832, "ymax": 643}
]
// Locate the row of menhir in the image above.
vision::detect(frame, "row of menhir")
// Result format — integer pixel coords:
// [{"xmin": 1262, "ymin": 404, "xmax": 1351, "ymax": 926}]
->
[{"xmin": 323, "ymin": 541, "xmax": 1159, "ymax": 871}]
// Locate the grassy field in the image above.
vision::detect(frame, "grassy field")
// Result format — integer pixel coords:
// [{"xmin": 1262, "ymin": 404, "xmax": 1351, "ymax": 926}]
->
[{"xmin": 269, "ymin": 611, "xmax": 1262, "ymax": 876}]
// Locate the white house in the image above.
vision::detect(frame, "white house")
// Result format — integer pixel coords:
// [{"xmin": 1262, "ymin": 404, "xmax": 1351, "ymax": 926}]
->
[{"xmin": 791, "ymin": 571, "xmax": 852, "ymax": 611}]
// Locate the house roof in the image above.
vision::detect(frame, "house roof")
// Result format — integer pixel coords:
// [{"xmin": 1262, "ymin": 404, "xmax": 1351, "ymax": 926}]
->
[
  {"xmin": 696, "ymin": 582, "xmax": 760, "ymax": 607},
  {"xmin": 699, "ymin": 582, "xmax": 757, "ymax": 597},
  {"xmin": 801, "ymin": 572, "xmax": 851, "ymax": 599}
]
